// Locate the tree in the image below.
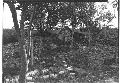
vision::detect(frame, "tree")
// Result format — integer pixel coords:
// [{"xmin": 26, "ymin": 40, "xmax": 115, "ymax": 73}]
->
[
  {"xmin": 29, "ymin": 2, "xmax": 97, "ymax": 46},
  {"xmin": 3, "ymin": 1, "xmax": 99, "ymax": 82},
  {"xmin": 3, "ymin": 1, "xmax": 28, "ymax": 82}
]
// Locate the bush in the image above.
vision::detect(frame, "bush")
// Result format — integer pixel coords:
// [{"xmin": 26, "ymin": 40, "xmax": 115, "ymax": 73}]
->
[
  {"xmin": 96, "ymin": 27, "xmax": 119, "ymax": 46},
  {"xmin": 3, "ymin": 29, "xmax": 18, "ymax": 45},
  {"xmin": 85, "ymin": 44, "xmax": 118, "ymax": 70}
]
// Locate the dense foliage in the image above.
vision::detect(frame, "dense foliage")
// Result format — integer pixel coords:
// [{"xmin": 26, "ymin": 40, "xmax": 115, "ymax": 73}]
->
[
  {"xmin": 95, "ymin": 27, "xmax": 119, "ymax": 46},
  {"xmin": 3, "ymin": 1, "xmax": 119, "ymax": 83},
  {"xmin": 3, "ymin": 29, "xmax": 18, "ymax": 45},
  {"xmin": 2, "ymin": 29, "xmax": 119, "ymax": 82}
]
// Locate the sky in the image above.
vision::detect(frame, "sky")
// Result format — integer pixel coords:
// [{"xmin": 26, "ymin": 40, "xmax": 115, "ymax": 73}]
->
[
  {"xmin": 94, "ymin": 0, "xmax": 118, "ymax": 28},
  {"xmin": 3, "ymin": 3, "xmax": 21, "ymax": 29},
  {"xmin": 3, "ymin": 0, "xmax": 118, "ymax": 29}
]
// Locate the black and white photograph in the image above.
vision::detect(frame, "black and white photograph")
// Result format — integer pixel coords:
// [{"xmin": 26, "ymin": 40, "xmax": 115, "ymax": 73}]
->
[{"xmin": 2, "ymin": 0, "xmax": 119, "ymax": 83}]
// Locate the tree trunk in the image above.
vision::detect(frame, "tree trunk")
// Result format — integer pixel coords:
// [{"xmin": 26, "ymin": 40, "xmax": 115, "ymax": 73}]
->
[
  {"xmin": 104, "ymin": 27, "xmax": 107, "ymax": 38},
  {"xmin": 7, "ymin": 2, "xmax": 27, "ymax": 83},
  {"xmin": 71, "ymin": 3, "xmax": 76, "ymax": 49},
  {"xmin": 7, "ymin": 3, "xmax": 20, "ymax": 39},
  {"xmin": 18, "ymin": 39, "xmax": 26, "ymax": 83},
  {"xmin": 18, "ymin": 7, "xmax": 27, "ymax": 83},
  {"xmin": 88, "ymin": 29, "xmax": 92, "ymax": 46},
  {"xmin": 27, "ymin": 5, "xmax": 36, "ymax": 67},
  {"xmin": 31, "ymin": 38, "xmax": 34, "ymax": 66}
]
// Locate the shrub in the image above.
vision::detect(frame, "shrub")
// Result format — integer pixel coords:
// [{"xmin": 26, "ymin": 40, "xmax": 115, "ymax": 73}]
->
[
  {"xmin": 3, "ymin": 29, "xmax": 18, "ymax": 45},
  {"xmin": 96, "ymin": 27, "xmax": 119, "ymax": 46}
]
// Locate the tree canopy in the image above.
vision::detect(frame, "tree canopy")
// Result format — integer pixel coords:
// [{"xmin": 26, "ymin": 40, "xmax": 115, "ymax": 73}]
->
[
  {"xmin": 14, "ymin": 2, "xmax": 97, "ymax": 31},
  {"xmin": 3, "ymin": 0, "xmax": 119, "ymax": 83}
]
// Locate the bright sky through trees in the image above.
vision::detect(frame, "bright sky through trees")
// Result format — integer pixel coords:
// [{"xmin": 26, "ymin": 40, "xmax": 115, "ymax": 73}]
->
[
  {"xmin": 94, "ymin": 0, "xmax": 118, "ymax": 28},
  {"xmin": 3, "ymin": 3, "xmax": 21, "ymax": 29},
  {"xmin": 3, "ymin": 0, "xmax": 118, "ymax": 29}
]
